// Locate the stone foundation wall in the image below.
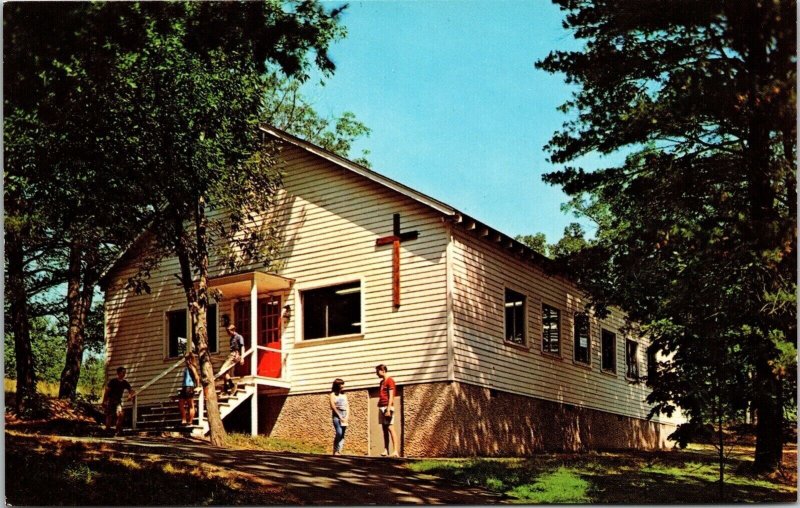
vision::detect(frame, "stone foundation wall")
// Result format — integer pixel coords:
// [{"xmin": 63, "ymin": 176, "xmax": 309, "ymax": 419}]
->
[
  {"xmin": 262, "ymin": 381, "xmax": 675, "ymax": 457},
  {"xmin": 404, "ymin": 382, "xmax": 676, "ymax": 457},
  {"xmin": 265, "ymin": 389, "xmax": 370, "ymax": 456}
]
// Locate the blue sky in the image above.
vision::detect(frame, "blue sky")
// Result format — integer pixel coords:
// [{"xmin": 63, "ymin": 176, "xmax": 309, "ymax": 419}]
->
[{"xmin": 303, "ymin": 0, "xmax": 600, "ymax": 242}]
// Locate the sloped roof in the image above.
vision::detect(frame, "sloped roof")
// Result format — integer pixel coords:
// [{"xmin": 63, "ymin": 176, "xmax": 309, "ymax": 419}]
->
[
  {"xmin": 260, "ymin": 124, "xmax": 553, "ymax": 268},
  {"xmin": 101, "ymin": 125, "xmax": 553, "ymax": 289}
]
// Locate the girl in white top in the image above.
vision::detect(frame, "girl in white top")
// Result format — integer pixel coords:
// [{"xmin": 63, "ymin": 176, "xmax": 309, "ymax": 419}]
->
[{"xmin": 330, "ymin": 378, "xmax": 349, "ymax": 455}]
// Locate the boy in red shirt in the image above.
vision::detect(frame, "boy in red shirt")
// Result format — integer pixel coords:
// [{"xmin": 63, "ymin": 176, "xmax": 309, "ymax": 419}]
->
[{"xmin": 375, "ymin": 364, "xmax": 398, "ymax": 457}]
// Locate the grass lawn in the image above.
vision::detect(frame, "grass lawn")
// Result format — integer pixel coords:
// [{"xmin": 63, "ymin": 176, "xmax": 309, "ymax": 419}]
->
[
  {"xmin": 223, "ymin": 431, "xmax": 328, "ymax": 455},
  {"xmin": 406, "ymin": 447, "xmax": 797, "ymax": 503}
]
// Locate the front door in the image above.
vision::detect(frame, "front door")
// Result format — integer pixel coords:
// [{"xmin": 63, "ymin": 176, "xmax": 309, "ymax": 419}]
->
[
  {"xmin": 233, "ymin": 301, "xmax": 251, "ymax": 376},
  {"xmin": 257, "ymin": 295, "xmax": 282, "ymax": 378}
]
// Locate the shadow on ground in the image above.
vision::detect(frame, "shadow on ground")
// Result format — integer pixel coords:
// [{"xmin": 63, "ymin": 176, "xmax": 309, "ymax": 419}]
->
[{"xmin": 40, "ymin": 433, "xmax": 504, "ymax": 505}]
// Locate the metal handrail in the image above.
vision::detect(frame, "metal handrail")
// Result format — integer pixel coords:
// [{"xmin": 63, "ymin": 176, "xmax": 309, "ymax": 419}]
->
[
  {"xmin": 130, "ymin": 341, "xmax": 289, "ymax": 431},
  {"xmin": 131, "ymin": 350, "xmax": 187, "ymax": 430},
  {"xmin": 213, "ymin": 346, "xmax": 255, "ymax": 379}
]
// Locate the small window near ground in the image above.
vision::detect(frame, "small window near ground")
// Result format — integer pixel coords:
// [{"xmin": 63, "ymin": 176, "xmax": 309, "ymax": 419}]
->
[
  {"xmin": 626, "ymin": 339, "xmax": 640, "ymax": 380},
  {"xmin": 542, "ymin": 304, "xmax": 561, "ymax": 355},
  {"xmin": 167, "ymin": 309, "xmax": 188, "ymax": 358},
  {"xmin": 302, "ymin": 281, "xmax": 361, "ymax": 340},
  {"xmin": 601, "ymin": 329, "xmax": 616, "ymax": 373},
  {"xmin": 504, "ymin": 288, "xmax": 526, "ymax": 346},
  {"xmin": 574, "ymin": 313, "xmax": 590, "ymax": 364}
]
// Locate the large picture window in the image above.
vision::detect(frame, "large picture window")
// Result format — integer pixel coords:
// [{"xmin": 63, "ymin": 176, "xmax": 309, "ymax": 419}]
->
[
  {"xmin": 542, "ymin": 304, "xmax": 560, "ymax": 354},
  {"xmin": 573, "ymin": 313, "xmax": 590, "ymax": 364},
  {"xmin": 302, "ymin": 281, "xmax": 361, "ymax": 340},
  {"xmin": 167, "ymin": 309, "xmax": 187, "ymax": 358},
  {"xmin": 601, "ymin": 329, "xmax": 616, "ymax": 373},
  {"xmin": 504, "ymin": 288, "xmax": 526, "ymax": 346},
  {"xmin": 626, "ymin": 339, "xmax": 640, "ymax": 380}
]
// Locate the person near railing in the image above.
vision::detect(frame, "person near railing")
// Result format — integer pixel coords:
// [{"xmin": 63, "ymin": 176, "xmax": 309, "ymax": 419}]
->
[
  {"xmin": 220, "ymin": 324, "xmax": 245, "ymax": 394},
  {"xmin": 179, "ymin": 353, "xmax": 200, "ymax": 425},
  {"xmin": 103, "ymin": 366, "xmax": 136, "ymax": 437}
]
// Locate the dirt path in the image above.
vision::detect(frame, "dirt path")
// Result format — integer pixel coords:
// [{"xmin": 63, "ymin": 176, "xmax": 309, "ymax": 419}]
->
[{"xmin": 61, "ymin": 434, "xmax": 502, "ymax": 505}]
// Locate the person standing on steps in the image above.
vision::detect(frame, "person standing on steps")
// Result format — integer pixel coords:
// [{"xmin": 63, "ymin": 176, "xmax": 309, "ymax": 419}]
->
[
  {"xmin": 221, "ymin": 324, "xmax": 245, "ymax": 395},
  {"xmin": 179, "ymin": 352, "xmax": 200, "ymax": 425},
  {"xmin": 375, "ymin": 364, "xmax": 398, "ymax": 457},
  {"xmin": 329, "ymin": 378, "xmax": 349, "ymax": 455},
  {"xmin": 103, "ymin": 366, "xmax": 136, "ymax": 437}
]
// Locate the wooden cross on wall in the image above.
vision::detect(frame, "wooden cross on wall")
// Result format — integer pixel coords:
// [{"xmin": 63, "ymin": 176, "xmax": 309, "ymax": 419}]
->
[{"xmin": 375, "ymin": 213, "xmax": 419, "ymax": 308}]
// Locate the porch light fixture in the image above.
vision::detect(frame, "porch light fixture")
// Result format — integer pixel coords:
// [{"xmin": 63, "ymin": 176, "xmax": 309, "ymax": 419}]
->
[{"xmin": 282, "ymin": 304, "xmax": 291, "ymax": 320}]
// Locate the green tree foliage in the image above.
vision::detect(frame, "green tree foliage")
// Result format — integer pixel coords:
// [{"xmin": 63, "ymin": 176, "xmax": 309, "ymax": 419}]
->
[
  {"xmin": 515, "ymin": 224, "xmax": 589, "ymax": 259},
  {"xmin": 110, "ymin": 1, "xmax": 347, "ymax": 446},
  {"xmin": 5, "ymin": 2, "xmax": 362, "ymax": 437},
  {"xmin": 4, "ymin": 2, "xmax": 155, "ymax": 402},
  {"xmin": 262, "ymin": 73, "xmax": 372, "ymax": 165},
  {"xmin": 549, "ymin": 223, "xmax": 590, "ymax": 260},
  {"xmin": 5, "ymin": 317, "xmax": 64, "ymax": 384},
  {"xmin": 515, "ymin": 233, "xmax": 550, "ymax": 256},
  {"xmin": 537, "ymin": 0, "xmax": 796, "ymax": 472}
]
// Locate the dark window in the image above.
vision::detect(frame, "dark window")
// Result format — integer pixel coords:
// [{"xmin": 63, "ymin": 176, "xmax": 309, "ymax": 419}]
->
[
  {"xmin": 190, "ymin": 304, "xmax": 218, "ymax": 353},
  {"xmin": 647, "ymin": 345, "xmax": 658, "ymax": 381},
  {"xmin": 542, "ymin": 304, "xmax": 561, "ymax": 354},
  {"xmin": 167, "ymin": 309, "xmax": 187, "ymax": 358},
  {"xmin": 574, "ymin": 313, "xmax": 590, "ymax": 364},
  {"xmin": 601, "ymin": 329, "xmax": 616, "ymax": 373},
  {"xmin": 626, "ymin": 339, "xmax": 640, "ymax": 379},
  {"xmin": 206, "ymin": 304, "xmax": 218, "ymax": 353},
  {"xmin": 302, "ymin": 281, "xmax": 361, "ymax": 340},
  {"xmin": 504, "ymin": 288, "xmax": 526, "ymax": 345},
  {"xmin": 234, "ymin": 300, "xmax": 251, "ymax": 347}
]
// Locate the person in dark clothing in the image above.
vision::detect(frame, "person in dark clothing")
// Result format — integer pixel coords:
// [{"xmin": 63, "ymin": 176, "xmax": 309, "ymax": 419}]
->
[{"xmin": 103, "ymin": 366, "xmax": 136, "ymax": 436}]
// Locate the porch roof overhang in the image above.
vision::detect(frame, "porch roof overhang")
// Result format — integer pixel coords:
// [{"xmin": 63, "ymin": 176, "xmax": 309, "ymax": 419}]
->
[{"xmin": 198, "ymin": 271, "xmax": 294, "ymax": 299}]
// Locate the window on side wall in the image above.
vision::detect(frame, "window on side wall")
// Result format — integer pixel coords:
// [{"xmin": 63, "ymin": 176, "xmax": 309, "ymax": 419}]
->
[
  {"xmin": 542, "ymin": 304, "xmax": 561, "ymax": 355},
  {"xmin": 601, "ymin": 329, "xmax": 616, "ymax": 373},
  {"xmin": 167, "ymin": 308, "xmax": 188, "ymax": 358},
  {"xmin": 626, "ymin": 339, "xmax": 640, "ymax": 380},
  {"xmin": 206, "ymin": 303, "xmax": 218, "ymax": 353},
  {"xmin": 504, "ymin": 288, "xmax": 526, "ymax": 346},
  {"xmin": 574, "ymin": 312, "xmax": 590, "ymax": 364},
  {"xmin": 646, "ymin": 344, "xmax": 658, "ymax": 382},
  {"xmin": 302, "ymin": 281, "xmax": 361, "ymax": 340}
]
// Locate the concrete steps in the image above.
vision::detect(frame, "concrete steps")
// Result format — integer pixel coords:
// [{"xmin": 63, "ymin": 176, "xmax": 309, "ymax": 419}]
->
[{"xmin": 134, "ymin": 377, "xmax": 256, "ymax": 436}]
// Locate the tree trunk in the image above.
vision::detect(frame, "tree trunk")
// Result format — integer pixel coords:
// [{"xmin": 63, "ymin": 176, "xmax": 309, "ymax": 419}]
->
[
  {"xmin": 718, "ymin": 407, "xmax": 724, "ymax": 502},
  {"xmin": 742, "ymin": 13, "xmax": 784, "ymax": 472},
  {"xmin": 174, "ymin": 209, "xmax": 227, "ymax": 446},
  {"xmin": 753, "ymin": 356, "xmax": 783, "ymax": 472},
  {"xmin": 59, "ymin": 242, "xmax": 94, "ymax": 400},
  {"xmin": 6, "ymin": 227, "xmax": 37, "ymax": 411}
]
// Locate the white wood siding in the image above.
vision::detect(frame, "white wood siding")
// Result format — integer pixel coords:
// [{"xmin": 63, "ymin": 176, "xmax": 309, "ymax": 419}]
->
[
  {"xmin": 450, "ymin": 227, "xmax": 680, "ymax": 425},
  {"xmin": 277, "ymin": 146, "xmax": 449, "ymax": 393},
  {"xmin": 104, "ymin": 144, "xmax": 450, "ymax": 405}
]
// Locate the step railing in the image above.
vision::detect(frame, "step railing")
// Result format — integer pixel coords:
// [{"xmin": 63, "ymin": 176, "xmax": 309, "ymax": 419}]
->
[
  {"xmin": 130, "ymin": 341, "xmax": 290, "ymax": 432},
  {"xmin": 197, "ymin": 344, "xmax": 288, "ymax": 430},
  {"xmin": 131, "ymin": 354, "xmax": 186, "ymax": 430}
]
